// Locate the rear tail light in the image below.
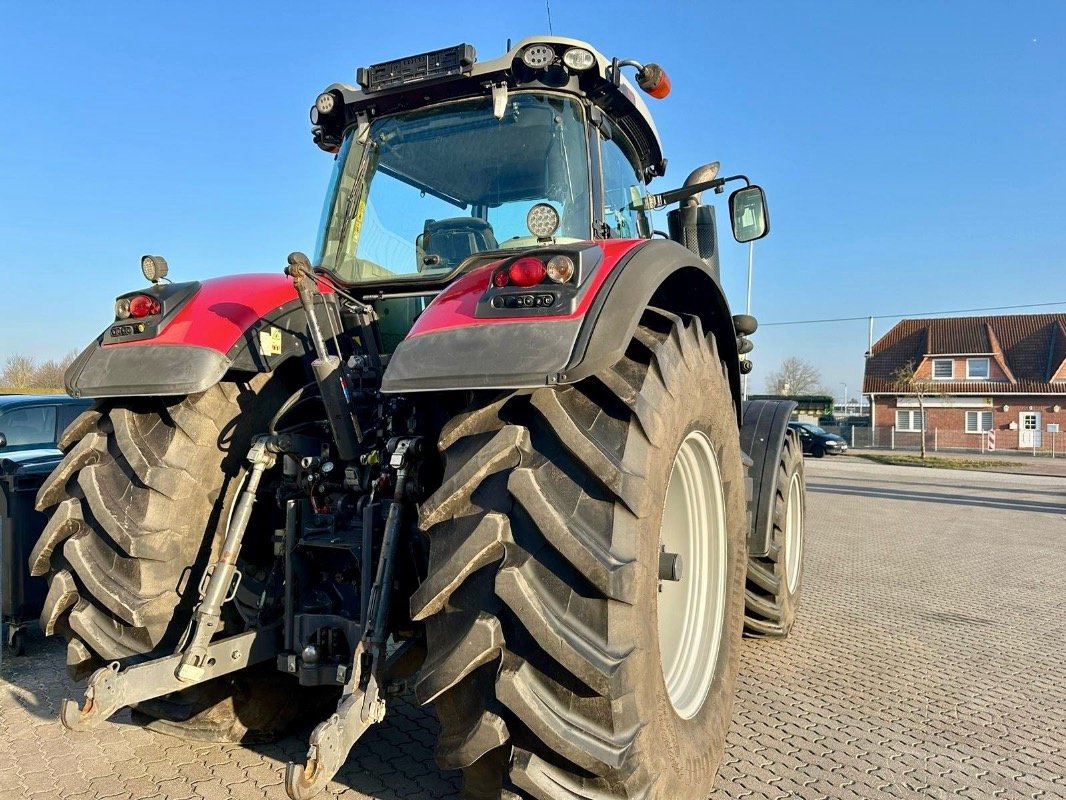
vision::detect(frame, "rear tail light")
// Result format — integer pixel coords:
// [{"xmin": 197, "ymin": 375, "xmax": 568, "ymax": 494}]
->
[
  {"xmin": 546, "ymin": 255, "xmax": 575, "ymax": 283},
  {"xmin": 506, "ymin": 257, "xmax": 547, "ymax": 287},
  {"xmin": 128, "ymin": 295, "xmax": 161, "ymax": 318}
]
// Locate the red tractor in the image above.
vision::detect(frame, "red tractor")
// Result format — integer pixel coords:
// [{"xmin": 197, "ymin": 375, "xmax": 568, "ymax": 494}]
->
[{"xmin": 33, "ymin": 36, "xmax": 805, "ymax": 800}]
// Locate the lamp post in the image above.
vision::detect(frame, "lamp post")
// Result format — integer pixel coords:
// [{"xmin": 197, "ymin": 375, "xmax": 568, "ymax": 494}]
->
[
  {"xmin": 741, "ymin": 241, "xmax": 754, "ymax": 401},
  {"xmin": 840, "ymin": 382, "xmax": 848, "ymax": 415}
]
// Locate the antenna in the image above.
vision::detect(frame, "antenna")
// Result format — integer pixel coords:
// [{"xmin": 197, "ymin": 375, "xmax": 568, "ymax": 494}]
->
[{"xmin": 546, "ymin": 0, "xmax": 553, "ymax": 34}]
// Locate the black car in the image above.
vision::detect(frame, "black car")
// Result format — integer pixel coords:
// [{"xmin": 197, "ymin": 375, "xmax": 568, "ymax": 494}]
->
[
  {"xmin": 1, "ymin": 394, "xmax": 92, "ymax": 655},
  {"xmin": 788, "ymin": 421, "xmax": 848, "ymax": 458},
  {"xmin": 0, "ymin": 394, "xmax": 93, "ymax": 455}
]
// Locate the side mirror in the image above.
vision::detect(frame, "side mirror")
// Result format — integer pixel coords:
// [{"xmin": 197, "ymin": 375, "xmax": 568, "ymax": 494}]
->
[
  {"xmin": 0, "ymin": 432, "xmax": 7, "ymax": 449},
  {"xmin": 729, "ymin": 185, "xmax": 770, "ymax": 243}
]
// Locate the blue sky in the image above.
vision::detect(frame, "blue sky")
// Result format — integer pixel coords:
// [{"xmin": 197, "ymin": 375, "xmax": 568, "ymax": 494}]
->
[{"xmin": 1, "ymin": 2, "xmax": 1063, "ymax": 401}]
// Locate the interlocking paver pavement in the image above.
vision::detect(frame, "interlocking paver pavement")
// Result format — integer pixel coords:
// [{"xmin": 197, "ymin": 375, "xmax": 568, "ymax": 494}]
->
[{"xmin": 2, "ymin": 458, "xmax": 1064, "ymax": 799}]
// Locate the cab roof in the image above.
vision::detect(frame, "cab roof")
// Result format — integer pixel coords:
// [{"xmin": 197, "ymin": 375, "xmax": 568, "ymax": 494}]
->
[{"xmin": 313, "ymin": 36, "xmax": 668, "ymax": 181}]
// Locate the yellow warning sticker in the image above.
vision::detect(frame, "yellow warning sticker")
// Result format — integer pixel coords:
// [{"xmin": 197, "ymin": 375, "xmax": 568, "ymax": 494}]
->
[{"xmin": 259, "ymin": 327, "xmax": 283, "ymax": 356}]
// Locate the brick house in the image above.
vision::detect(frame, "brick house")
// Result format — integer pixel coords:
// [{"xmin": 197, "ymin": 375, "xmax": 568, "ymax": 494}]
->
[{"xmin": 862, "ymin": 313, "xmax": 1066, "ymax": 451}]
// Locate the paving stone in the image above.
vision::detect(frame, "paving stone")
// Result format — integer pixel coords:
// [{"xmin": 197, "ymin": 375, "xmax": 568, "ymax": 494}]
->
[{"xmin": 1, "ymin": 459, "xmax": 1063, "ymax": 799}]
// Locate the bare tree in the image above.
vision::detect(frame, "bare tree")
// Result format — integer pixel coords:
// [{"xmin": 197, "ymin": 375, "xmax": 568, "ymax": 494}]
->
[
  {"xmin": 32, "ymin": 350, "xmax": 78, "ymax": 390},
  {"xmin": 765, "ymin": 356, "xmax": 826, "ymax": 396},
  {"xmin": 892, "ymin": 360, "xmax": 931, "ymax": 459},
  {"xmin": 1, "ymin": 354, "xmax": 37, "ymax": 388}
]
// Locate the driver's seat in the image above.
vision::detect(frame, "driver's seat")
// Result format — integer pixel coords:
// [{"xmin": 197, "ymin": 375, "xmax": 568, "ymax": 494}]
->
[{"xmin": 420, "ymin": 217, "xmax": 498, "ymax": 269}]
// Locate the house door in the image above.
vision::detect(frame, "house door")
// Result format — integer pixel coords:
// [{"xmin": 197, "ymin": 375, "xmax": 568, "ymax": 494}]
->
[{"xmin": 1019, "ymin": 412, "xmax": 1042, "ymax": 448}]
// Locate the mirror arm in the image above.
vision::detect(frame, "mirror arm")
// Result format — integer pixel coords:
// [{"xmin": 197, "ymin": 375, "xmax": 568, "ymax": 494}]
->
[{"xmin": 647, "ymin": 174, "xmax": 750, "ymax": 210}]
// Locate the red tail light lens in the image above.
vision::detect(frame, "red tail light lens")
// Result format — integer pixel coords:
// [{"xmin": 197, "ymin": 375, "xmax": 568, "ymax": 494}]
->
[
  {"xmin": 493, "ymin": 270, "xmax": 510, "ymax": 288},
  {"xmin": 128, "ymin": 295, "xmax": 161, "ymax": 318},
  {"xmin": 507, "ymin": 257, "xmax": 547, "ymax": 287}
]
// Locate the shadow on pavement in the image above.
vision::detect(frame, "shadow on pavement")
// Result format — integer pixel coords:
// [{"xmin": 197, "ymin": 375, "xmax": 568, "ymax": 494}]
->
[
  {"xmin": 808, "ymin": 482, "xmax": 1066, "ymax": 514},
  {"xmin": 0, "ymin": 623, "xmax": 67, "ymax": 721}
]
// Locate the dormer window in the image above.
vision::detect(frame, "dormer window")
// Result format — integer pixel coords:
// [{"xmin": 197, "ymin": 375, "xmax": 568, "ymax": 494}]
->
[
  {"xmin": 966, "ymin": 358, "xmax": 990, "ymax": 379},
  {"xmin": 932, "ymin": 359, "xmax": 954, "ymax": 379}
]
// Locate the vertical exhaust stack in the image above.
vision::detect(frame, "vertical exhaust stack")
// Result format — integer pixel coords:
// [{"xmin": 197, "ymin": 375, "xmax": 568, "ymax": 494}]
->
[{"xmin": 668, "ymin": 162, "xmax": 722, "ymax": 280}]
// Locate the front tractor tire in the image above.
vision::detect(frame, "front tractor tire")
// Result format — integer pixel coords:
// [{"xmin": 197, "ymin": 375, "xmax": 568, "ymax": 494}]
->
[
  {"xmin": 31, "ymin": 375, "xmax": 305, "ymax": 742},
  {"xmin": 743, "ymin": 431, "xmax": 805, "ymax": 638},
  {"xmin": 414, "ymin": 308, "xmax": 747, "ymax": 799}
]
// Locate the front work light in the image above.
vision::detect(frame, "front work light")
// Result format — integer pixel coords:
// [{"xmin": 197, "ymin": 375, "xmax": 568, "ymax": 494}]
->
[
  {"xmin": 141, "ymin": 254, "xmax": 168, "ymax": 283},
  {"xmin": 315, "ymin": 92, "xmax": 337, "ymax": 115},
  {"xmin": 521, "ymin": 44, "xmax": 555, "ymax": 69},
  {"xmin": 562, "ymin": 47, "xmax": 595, "ymax": 71}
]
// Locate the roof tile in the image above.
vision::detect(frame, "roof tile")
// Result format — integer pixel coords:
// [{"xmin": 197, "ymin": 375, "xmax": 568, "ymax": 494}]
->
[{"xmin": 863, "ymin": 313, "xmax": 1066, "ymax": 393}]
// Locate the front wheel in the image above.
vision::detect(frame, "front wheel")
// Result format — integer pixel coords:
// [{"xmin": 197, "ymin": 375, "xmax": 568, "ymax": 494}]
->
[
  {"xmin": 811, "ymin": 444, "xmax": 825, "ymax": 458},
  {"xmin": 415, "ymin": 308, "xmax": 746, "ymax": 799},
  {"xmin": 744, "ymin": 432, "xmax": 806, "ymax": 637}
]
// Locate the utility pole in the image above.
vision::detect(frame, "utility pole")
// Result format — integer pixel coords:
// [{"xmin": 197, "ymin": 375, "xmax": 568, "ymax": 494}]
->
[{"xmin": 741, "ymin": 241, "xmax": 754, "ymax": 401}]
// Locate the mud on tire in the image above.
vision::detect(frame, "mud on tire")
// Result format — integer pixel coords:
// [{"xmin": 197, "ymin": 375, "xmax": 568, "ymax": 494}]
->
[
  {"xmin": 743, "ymin": 431, "xmax": 805, "ymax": 638},
  {"xmin": 31, "ymin": 374, "xmax": 311, "ymax": 742},
  {"xmin": 414, "ymin": 308, "xmax": 747, "ymax": 799}
]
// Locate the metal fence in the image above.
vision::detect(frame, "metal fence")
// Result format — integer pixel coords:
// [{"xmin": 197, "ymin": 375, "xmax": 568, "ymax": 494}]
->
[{"xmin": 825, "ymin": 425, "xmax": 1063, "ymax": 457}]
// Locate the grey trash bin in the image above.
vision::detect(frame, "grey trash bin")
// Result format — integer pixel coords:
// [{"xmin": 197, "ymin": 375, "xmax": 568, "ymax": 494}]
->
[{"xmin": 1, "ymin": 451, "xmax": 61, "ymax": 656}]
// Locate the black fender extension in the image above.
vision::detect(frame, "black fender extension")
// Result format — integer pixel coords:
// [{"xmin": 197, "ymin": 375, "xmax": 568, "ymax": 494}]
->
[{"xmin": 739, "ymin": 398, "xmax": 798, "ymax": 558}]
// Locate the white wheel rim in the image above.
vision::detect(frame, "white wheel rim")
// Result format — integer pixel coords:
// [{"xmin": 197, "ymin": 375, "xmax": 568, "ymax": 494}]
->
[
  {"xmin": 657, "ymin": 429, "xmax": 728, "ymax": 720},
  {"xmin": 783, "ymin": 471, "xmax": 803, "ymax": 594}
]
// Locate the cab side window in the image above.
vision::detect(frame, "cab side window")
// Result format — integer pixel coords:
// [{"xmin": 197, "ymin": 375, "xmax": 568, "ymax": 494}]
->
[{"xmin": 600, "ymin": 137, "xmax": 648, "ymax": 239}]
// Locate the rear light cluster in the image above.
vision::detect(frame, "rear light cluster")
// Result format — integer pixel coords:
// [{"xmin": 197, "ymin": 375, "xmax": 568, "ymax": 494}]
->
[
  {"xmin": 476, "ymin": 244, "xmax": 599, "ymax": 320},
  {"xmin": 491, "ymin": 254, "xmax": 575, "ymax": 289},
  {"xmin": 115, "ymin": 294, "xmax": 161, "ymax": 320}
]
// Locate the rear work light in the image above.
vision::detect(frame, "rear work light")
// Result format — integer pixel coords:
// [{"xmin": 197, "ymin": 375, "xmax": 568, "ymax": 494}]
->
[{"xmin": 128, "ymin": 295, "xmax": 161, "ymax": 318}]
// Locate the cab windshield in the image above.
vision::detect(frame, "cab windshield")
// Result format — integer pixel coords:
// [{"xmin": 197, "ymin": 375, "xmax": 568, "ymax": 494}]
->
[{"xmin": 315, "ymin": 93, "xmax": 592, "ymax": 283}]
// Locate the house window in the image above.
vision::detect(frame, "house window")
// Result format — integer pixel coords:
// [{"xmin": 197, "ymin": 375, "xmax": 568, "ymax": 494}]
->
[
  {"xmin": 932, "ymin": 359, "xmax": 954, "ymax": 379},
  {"xmin": 965, "ymin": 410, "xmax": 994, "ymax": 433},
  {"xmin": 896, "ymin": 410, "xmax": 926, "ymax": 432},
  {"xmin": 966, "ymin": 358, "xmax": 990, "ymax": 379}
]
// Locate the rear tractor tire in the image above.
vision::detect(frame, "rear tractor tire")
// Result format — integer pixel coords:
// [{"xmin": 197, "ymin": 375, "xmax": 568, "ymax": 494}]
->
[
  {"xmin": 743, "ymin": 431, "xmax": 806, "ymax": 638},
  {"xmin": 414, "ymin": 308, "xmax": 747, "ymax": 799},
  {"xmin": 31, "ymin": 374, "xmax": 316, "ymax": 743}
]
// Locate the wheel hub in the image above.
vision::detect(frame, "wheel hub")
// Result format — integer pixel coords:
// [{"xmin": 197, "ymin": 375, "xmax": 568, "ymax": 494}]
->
[
  {"xmin": 783, "ymin": 471, "xmax": 804, "ymax": 594},
  {"xmin": 657, "ymin": 429, "xmax": 728, "ymax": 720}
]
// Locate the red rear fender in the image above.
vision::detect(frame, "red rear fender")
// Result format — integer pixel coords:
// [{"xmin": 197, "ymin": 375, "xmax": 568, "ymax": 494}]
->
[
  {"xmin": 66, "ymin": 274, "xmax": 331, "ymax": 398},
  {"xmin": 380, "ymin": 239, "xmax": 655, "ymax": 393}
]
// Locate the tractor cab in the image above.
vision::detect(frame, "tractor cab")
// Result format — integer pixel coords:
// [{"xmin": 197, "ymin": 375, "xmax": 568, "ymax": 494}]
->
[{"xmin": 309, "ymin": 37, "xmax": 764, "ymax": 291}]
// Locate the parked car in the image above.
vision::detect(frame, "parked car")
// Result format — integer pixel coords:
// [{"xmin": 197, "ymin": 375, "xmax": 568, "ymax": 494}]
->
[
  {"xmin": 1, "ymin": 394, "xmax": 92, "ymax": 656},
  {"xmin": 788, "ymin": 421, "xmax": 849, "ymax": 457},
  {"xmin": 0, "ymin": 394, "xmax": 92, "ymax": 455}
]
